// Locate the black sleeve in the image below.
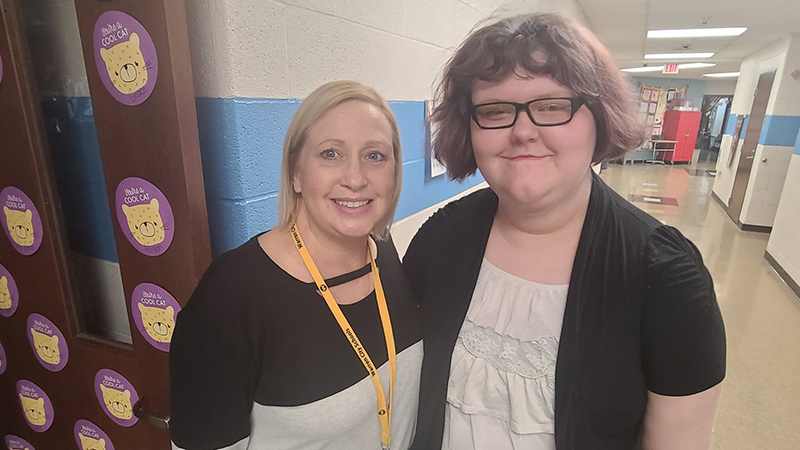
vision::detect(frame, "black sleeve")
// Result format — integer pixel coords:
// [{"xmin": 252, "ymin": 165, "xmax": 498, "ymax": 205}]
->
[
  {"xmin": 641, "ymin": 225, "xmax": 726, "ymax": 396},
  {"xmin": 169, "ymin": 256, "xmax": 257, "ymax": 449}
]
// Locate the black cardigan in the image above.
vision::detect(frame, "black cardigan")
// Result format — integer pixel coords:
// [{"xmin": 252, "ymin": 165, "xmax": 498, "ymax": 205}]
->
[{"xmin": 403, "ymin": 174, "xmax": 726, "ymax": 450}]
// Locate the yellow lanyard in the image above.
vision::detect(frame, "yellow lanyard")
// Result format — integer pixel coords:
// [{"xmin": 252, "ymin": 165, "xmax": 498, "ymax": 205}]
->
[{"xmin": 290, "ymin": 223, "xmax": 397, "ymax": 450}]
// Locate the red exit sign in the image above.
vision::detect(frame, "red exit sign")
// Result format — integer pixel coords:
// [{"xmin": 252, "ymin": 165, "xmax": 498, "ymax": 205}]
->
[{"xmin": 663, "ymin": 63, "xmax": 679, "ymax": 74}]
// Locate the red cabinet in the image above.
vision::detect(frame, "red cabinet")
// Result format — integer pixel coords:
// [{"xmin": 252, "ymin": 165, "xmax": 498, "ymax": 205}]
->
[{"xmin": 661, "ymin": 110, "xmax": 701, "ymax": 162}]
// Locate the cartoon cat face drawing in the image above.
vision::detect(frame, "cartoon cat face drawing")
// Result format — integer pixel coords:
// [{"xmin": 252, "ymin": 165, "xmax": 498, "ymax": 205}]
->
[
  {"xmin": 121, "ymin": 198, "xmax": 165, "ymax": 247},
  {"xmin": 0, "ymin": 276, "xmax": 11, "ymax": 310},
  {"xmin": 99, "ymin": 33, "xmax": 148, "ymax": 95},
  {"xmin": 31, "ymin": 329, "xmax": 60, "ymax": 365},
  {"xmin": 138, "ymin": 304, "xmax": 175, "ymax": 343},
  {"xmin": 100, "ymin": 385, "xmax": 133, "ymax": 420},
  {"xmin": 4, "ymin": 207, "xmax": 34, "ymax": 246},
  {"xmin": 19, "ymin": 395, "xmax": 46, "ymax": 426},
  {"xmin": 78, "ymin": 434, "xmax": 107, "ymax": 450}
]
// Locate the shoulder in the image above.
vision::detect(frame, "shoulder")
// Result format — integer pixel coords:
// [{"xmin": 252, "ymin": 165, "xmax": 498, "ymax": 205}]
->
[
  {"xmin": 413, "ymin": 187, "xmax": 497, "ymax": 244},
  {"xmin": 180, "ymin": 236, "xmax": 272, "ymax": 322}
]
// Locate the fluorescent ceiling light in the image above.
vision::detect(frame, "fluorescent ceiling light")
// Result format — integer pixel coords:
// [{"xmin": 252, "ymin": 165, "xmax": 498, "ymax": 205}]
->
[
  {"xmin": 645, "ymin": 53, "xmax": 714, "ymax": 59},
  {"xmin": 621, "ymin": 63, "xmax": 716, "ymax": 73},
  {"xmin": 678, "ymin": 63, "xmax": 716, "ymax": 69},
  {"xmin": 704, "ymin": 72, "xmax": 740, "ymax": 78},
  {"xmin": 648, "ymin": 28, "xmax": 747, "ymax": 38},
  {"xmin": 621, "ymin": 66, "xmax": 664, "ymax": 73}
]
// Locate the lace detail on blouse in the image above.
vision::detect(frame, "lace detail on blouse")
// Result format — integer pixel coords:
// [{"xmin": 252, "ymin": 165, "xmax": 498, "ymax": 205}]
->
[{"xmin": 458, "ymin": 321, "xmax": 558, "ymax": 388}]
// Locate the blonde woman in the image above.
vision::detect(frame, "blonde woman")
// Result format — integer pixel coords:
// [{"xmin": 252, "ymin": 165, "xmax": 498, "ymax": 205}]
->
[{"xmin": 171, "ymin": 81, "xmax": 422, "ymax": 450}]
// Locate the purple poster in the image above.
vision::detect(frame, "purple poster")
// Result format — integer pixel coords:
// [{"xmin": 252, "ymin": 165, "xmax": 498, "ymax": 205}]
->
[
  {"xmin": 94, "ymin": 369, "xmax": 139, "ymax": 427},
  {"xmin": 16, "ymin": 380, "xmax": 54, "ymax": 432},
  {"xmin": 26, "ymin": 313, "xmax": 69, "ymax": 372},
  {"xmin": 4, "ymin": 435, "xmax": 35, "ymax": 450},
  {"xmin": 74, "ymin": 419, "xmax": 115, "ymax": 450},
  {"xmin": 115, "ymin": 177, "xmax": 174, "ymax": 256},
  {"xmin": 0, "ymin": 263, "xmax": 19, "ymax": 317},
  {"xmin": 131, "ymin": 283, "xmax": 180, "ymax": 352},
  {"xmin": 93, "ymin": 11, "xmax": 158, "ymax": 106},
  {"xmin": 1, "ymin": 186, "xmax": 43, "ymax": 255},
  {"xmin": 0, "ymin": 341, "xmax": 6, "ymax": 376}
]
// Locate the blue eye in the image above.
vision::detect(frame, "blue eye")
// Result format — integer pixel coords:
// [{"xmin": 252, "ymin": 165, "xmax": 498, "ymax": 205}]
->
[
  {"xmin": 367, "ymin": 152, "xmax": 386, "ymax": 161},
  {"xmin": 321, "ymin": 149, "xmax": 337, "ymax": 159}
]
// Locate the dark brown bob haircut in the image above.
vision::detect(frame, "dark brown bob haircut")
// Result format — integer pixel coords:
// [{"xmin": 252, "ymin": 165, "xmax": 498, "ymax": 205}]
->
[{"xmin": 432, "ymin": 13, "xmax": 646, "ymax": 180}]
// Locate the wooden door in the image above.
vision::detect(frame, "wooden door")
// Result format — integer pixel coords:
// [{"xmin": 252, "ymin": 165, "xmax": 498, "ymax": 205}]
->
[
  {"xmin": 0, "ymin": 0, "xmax": 209, "ymax": 448},
  {"xmin": 728, "ymin": 70, "xmax": 776, "ymax": 222}
]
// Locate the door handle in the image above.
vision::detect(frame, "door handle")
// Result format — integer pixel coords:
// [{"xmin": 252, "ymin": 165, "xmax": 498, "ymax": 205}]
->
[
  {"xmin": 133, "ymin": 397, "xmax": 170, "ymax": 430},
  {"xmin": 745, "ymin": 156, "xmax": 755, "ymax": 159}
]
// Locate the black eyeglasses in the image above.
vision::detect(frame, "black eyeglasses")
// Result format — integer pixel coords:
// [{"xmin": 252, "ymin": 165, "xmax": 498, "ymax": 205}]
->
[{"xmin": 471, "ymin": 97, "xmax": 585, "ymax": 129}]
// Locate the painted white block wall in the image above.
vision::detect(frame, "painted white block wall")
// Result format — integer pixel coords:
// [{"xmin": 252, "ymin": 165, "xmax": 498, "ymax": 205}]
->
[
  {"xmin": 766, "ymin": 154, "xmax": 800, "ymax": 287},
  {"xmin": 712, "ymin": 35, "xmax": 797, "ymax": 221},
  {"xmin": 739, "ymin": 144, "xmax": 792, "ymax": 226},
  {"xmin": 186, "ymin": 0, "xmax": 589, "ymax": 100}
]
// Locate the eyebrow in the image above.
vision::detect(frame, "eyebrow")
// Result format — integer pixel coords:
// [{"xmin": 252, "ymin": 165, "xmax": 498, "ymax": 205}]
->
[
  {"xmin": 316, "ymin": 139, "xmax": 391, "ymax": 148},
  {"xmin": 474, "ymin": 92, "xmax": 573, "ymax": 103}
]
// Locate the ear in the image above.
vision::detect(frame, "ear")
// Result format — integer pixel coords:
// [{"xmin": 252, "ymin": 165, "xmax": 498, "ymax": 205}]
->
[
  {"xmin": 3, "ymin": 206, "xmax": 8, "ymax": 214},
  {"xmin": 100, "ymin": 47, "xmax": 109, "ymax": 61},
  {"xmin": 129, "ymin": 32, "xmax": 140, "ymax": 47},
  {"xmin": 138, "ymin": 302, "xmax": 146, "ymax": 313},
  {"xmin": 150, "ymin": 198, "xmax": 159, "ymax": 211},
  {"xmin": 292, "ymin": 170, "xmax": 302, "ymax": 194},
  {"xmin": 1, "ymin": 276, "xmax": 7, "ymax": 286},
  {"xmin": 19, "ymin": 393, "xmax": 24, "ymax": 401},
  {"xmin": 100, "ymin": 438, "xmax": 106, "ymax": 444},
  {"xmin": 36, "ymin": 397, "xmax": 44, "ymax": 406},
  {"xmin": 25, "ymin": 209, "xmax": 32, "ymax": 220},
  {"xmin": 123, "ymin": 389, "xmax": 131, "ymax": 400},
  {"xmin": 30, "ymin": 327, "xmax": 37, "ymax": 336},
  {"xmin": 52, "ymin": 335, "xmax": 59, "ymax": 345},
  {"xmin": 122, "ymin": 204, "xmax": 131, "ymax": 215},
  {"xmin": 100, "ymin": 385, "xmax": 109, "ymax": 394},
  {"xmin": 166, "ymin": 306, "xmax": 174, "ymax": 316}
]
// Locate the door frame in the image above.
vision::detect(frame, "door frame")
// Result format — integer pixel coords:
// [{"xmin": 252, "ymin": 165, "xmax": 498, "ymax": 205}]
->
[
  {"xmin": 0, "ymin": 0, "xmax": 210, "ymax": 447},
  {"xmin": 727, "ymin": 70, "xmax": 776, "ymax": 224}
]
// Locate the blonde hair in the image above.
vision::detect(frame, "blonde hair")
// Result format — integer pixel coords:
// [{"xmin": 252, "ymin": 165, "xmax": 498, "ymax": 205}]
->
[{"xmin": 276, "ymin": 80, "xmax": 403, "ymax": 239}]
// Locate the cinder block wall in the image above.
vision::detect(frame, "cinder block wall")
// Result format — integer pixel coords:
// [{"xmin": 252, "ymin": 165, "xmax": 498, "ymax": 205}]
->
[{"xmin": 186, "ymin": 0, "xmax": 590, "ymax": 256}]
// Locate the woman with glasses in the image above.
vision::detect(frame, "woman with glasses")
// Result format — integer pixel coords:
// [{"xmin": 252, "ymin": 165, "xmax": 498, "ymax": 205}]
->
[{"xmin": 405, "ymin": 13, "xmax": 726, "ymax": 450}]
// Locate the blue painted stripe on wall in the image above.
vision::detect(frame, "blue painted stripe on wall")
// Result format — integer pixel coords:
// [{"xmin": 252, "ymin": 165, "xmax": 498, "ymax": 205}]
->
[
  {"xmin": 724, "ymin": 113, "xmax": 738, "ymax": 136},
  {"xmin": 795, "ymin": 126, "xmax": 800, "ymax": 155},
  {"xmin": 197, "ymin": 97, "xmax": 484, "ymax": 257},
  {"xmin": 759, "ymin": 115, "xmax": 800, "ymax": 147}
]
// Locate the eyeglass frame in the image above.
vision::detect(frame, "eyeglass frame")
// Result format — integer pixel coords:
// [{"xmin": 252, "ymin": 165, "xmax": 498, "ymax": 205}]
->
[{"xmin": 470, "ymin": 97, "xmax": 586, "ymax": 129}]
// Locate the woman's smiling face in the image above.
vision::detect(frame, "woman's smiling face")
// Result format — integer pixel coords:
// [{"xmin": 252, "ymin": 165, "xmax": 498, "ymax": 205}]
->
[
  {"xmin": 470, "ymin": 71, "xmax": 597, "ymax": 208},
  {"xmin": 293, "ymin": 100, "xmax": 397, "ymax": 240}
]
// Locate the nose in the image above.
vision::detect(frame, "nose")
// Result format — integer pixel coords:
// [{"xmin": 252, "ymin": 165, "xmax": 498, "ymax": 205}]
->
[
  {"xmin": 342, "ymin": 158, "xmax": 368, "ymax": 190},
  {"xmin": 509, "ymin": 108, "xmax": 540, "ymax": 143}
]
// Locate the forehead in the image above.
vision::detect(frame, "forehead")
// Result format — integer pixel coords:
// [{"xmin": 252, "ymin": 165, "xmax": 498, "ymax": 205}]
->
[
  {"xmin": 307, "ymin": 100, "xmax": 393, "ymax": 144},
  {"xmin": 471, "ymin": 72, "xmax": 573, "ymax": 103}
]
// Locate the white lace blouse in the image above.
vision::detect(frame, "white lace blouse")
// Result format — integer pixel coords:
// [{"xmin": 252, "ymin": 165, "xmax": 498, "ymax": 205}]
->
[{"xmin": 442, "ymin": 259, "xmax": 568, "ymax": 450}]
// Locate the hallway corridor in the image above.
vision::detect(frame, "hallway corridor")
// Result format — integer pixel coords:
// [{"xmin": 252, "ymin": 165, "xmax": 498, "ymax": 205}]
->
[{"xmin": 601, "ymin": 162, "xmax": 800, "ymax": 449}]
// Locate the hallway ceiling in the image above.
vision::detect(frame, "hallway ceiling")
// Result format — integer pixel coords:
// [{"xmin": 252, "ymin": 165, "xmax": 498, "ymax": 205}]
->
[{"xmin": 578, "ymin": 0, "xmax": 800, "ymax": 78}]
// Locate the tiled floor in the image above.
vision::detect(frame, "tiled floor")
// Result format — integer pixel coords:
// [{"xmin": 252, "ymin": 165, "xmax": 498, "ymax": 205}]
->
[
  {"xmin": 603, "ymin": 161, "xmax": 800, "ymax": 450},
  {"xmin": 393, "ymin": 161, "xmax": 800, "ymax": 449}
]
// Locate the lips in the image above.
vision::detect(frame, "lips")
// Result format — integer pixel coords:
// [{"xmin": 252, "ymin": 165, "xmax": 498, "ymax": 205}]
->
[
  {"xmin": 332, "ymin": 199, "xmax": 372, "ymax": 209},
  {"xmin": 506, "ymin": 154, "xmax": 550, "ymax": 160}
]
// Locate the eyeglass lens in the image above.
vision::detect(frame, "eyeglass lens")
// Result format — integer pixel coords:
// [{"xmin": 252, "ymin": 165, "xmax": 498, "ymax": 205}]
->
[{"xmin": 474, "ymin": 98, "xmax": 574, "ymax": 128}]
